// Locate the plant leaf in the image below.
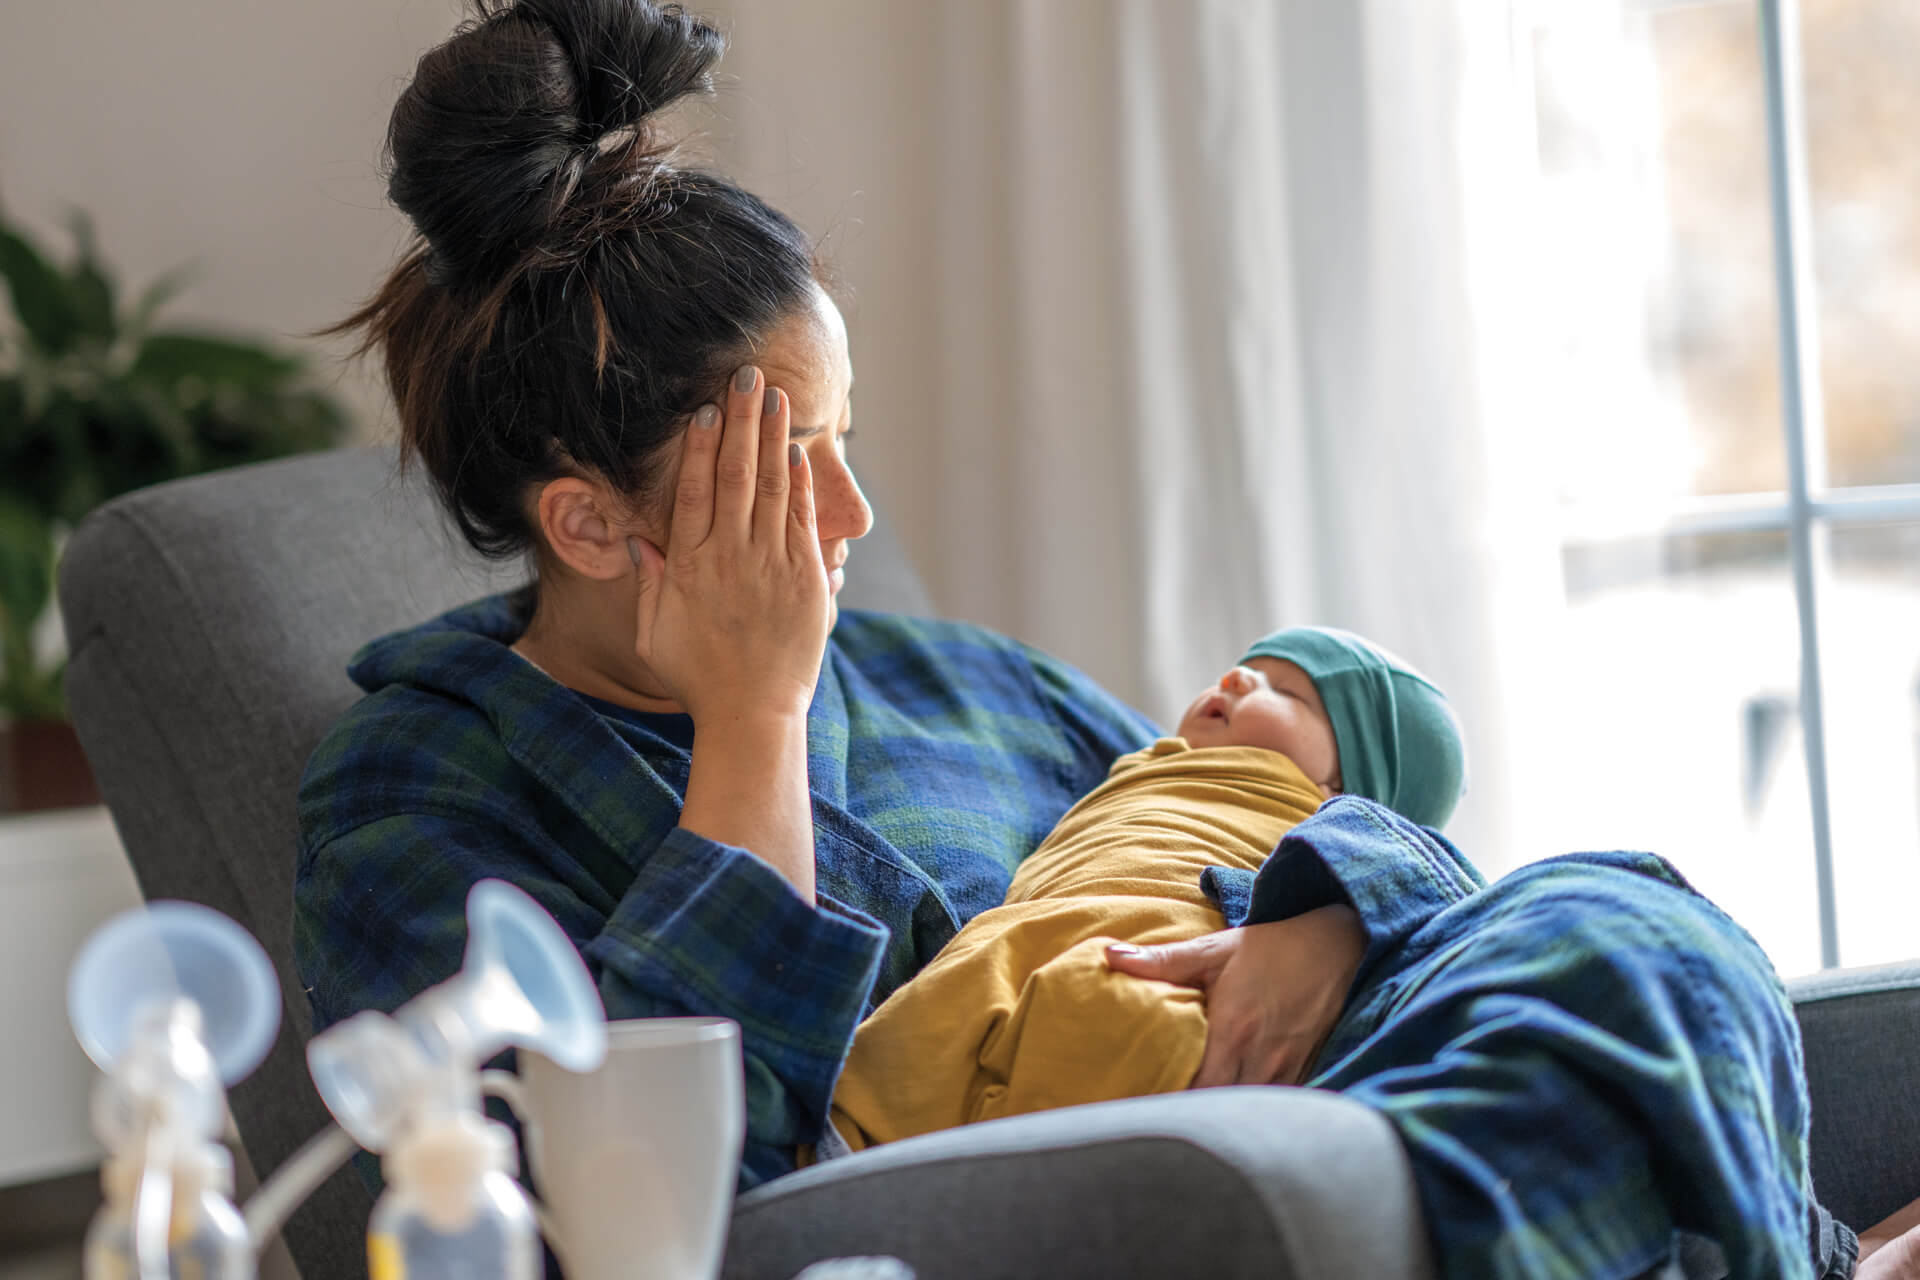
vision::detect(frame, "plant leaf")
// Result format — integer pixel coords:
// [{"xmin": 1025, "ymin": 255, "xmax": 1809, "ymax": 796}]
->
[
  {"xmin": 13, "ymin": 343, "xmax": 56, "ymax": 420},
  {"xmin": 191, "ymin": 385, "xmax": 349, "ymax": 470},
  {"xmin": 22, "ymin": 392, "xmax": 89, "ymax": 525},
  {"xmin": 132, "ymin": 331, "xmax": 301, "ymax": 389},
  {"xmin": 1, "ymin": 209, "xmax": 350, "ymax": 573},
  {"xmin": 36, "ymin": 656, "xmax": 69, "ymax": 720},
  {"xmin": 122, "ymin": 264, "xmax": 197, "ymax": 351},
  {"xmin": 0, "ymin": 218, "xmax": 78, "ymax": 355},
  {"xmin": 0, "ymin": 376, "xmax": 22, "ymax": 448},
  {"xmin": 62, "ymin": 210, "xmax": 117, "ymax": 344},
  {"xmin": 0, "ymin": 498, "xmax": 55, "ymax": 666}
]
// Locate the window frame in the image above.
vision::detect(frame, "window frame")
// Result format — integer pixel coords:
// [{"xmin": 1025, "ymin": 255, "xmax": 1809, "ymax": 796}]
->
[{"xmin": 1603, "ymin": 0, "xmax": 1920, "ymax": 966}]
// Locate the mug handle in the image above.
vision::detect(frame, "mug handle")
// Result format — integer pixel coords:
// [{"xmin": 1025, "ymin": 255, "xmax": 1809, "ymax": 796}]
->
[{"xmin": 478, "ymin": 1069, "xmax": 568, "ymax": 1255}]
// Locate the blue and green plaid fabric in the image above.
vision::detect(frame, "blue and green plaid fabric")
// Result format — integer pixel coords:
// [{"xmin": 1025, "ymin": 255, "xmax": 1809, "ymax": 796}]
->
[
  {"xmin": 293, "ymin": 593, "xmax": 1157, "ymax": 1189},
  {"xmin": 1213, "ymin": 796, "xmax": 1837, "ymax": 1280},
  {"xmin": 298, "ymin": 593, "xmax": 1842, "ymax": 1273}
]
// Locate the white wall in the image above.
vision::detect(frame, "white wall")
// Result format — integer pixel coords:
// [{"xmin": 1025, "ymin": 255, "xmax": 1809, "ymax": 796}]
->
[
  {"xmin": 3, "ymin": 1, "xmax": 969, "ymax": 638},
  {"xmin": 0, "ymin": 0, "xmax": 471, "ymax": 439},
  {"xmin": 1, "ymin": 2, "xmax": 1139, "ymax": 698}
]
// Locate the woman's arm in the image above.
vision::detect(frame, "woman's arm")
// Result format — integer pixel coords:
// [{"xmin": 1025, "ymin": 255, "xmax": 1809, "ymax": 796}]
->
[
  {"xmin": 680, "ymin": 711, "xmax": 815, "ymax": 900},
  {"xmin": 627, "ymin": 370, "xmax": 830, "ymax": 900},
  {"xmin": 295, "ymin": 810, "xmax": 886, "ymax": 1187}
]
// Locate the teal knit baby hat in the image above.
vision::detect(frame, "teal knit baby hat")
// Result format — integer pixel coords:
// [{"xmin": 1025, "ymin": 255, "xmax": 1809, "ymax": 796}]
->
[{"xmin": 1238, "ymin": 627, "xmax": 1467, "ymax": 829}]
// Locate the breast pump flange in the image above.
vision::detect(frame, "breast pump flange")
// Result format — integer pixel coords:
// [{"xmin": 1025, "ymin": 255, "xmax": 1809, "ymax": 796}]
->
[
  {"xmin": 67, "ymin": 900, "xmax": 282, "ymax": 1280},
  {"xmin": 66, "ymin": 881, "xmax": 606, "ymax": 1280},
  {"xmin": 305, "ymin": 879, "xmax": 609, "ymax": 1280}
]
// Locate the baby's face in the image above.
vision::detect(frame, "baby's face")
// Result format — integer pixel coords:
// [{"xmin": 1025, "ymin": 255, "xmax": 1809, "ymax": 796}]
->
[{"xmin": 1175, "ymin": 657, "xmax": 1343, "ymax": 797}]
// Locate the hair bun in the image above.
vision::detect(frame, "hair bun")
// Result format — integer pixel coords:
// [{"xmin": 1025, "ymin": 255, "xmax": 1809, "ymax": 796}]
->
[
  {"xmin": 385, "ymin": 0, "xmax": 724, "ymax": 288},
  {"xmin": 517, "ymin": 0, "xmax": 721, "ymax": 137}
]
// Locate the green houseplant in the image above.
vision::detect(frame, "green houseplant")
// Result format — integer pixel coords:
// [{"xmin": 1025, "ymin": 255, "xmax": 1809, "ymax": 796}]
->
[{"xmin": 0, "ymin": 202, "xmax": 348, "ymax": 809}]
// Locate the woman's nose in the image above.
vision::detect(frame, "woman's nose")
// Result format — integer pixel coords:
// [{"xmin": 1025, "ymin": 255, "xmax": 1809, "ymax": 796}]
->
[{"xmin": 815, "ymin": 453, "xmax": 874, "ymax": 543}]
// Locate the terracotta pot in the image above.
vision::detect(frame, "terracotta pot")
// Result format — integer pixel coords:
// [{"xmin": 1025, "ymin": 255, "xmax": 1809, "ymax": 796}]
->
[{"xmin": 0, "ymin": 719, "xmax": 102, "ymax": 814}]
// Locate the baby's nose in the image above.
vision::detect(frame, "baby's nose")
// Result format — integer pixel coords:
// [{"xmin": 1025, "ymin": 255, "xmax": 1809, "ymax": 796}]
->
[{"xmin": 1220, "ymin": 668, "xmax": 1252, "ymax": 695}]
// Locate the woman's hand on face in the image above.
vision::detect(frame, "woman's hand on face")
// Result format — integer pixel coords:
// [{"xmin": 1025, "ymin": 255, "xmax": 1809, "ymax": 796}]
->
[
  {"xmin": 629, "ymin": 366, "xmax": 831, "ymax": 725},
  {"xmin": 1104, "ymin": 904, "xmax": 1367, "ymax": 1088}
]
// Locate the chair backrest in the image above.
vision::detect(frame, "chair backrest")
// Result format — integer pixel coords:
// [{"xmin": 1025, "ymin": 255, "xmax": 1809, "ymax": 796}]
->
[{"xmin": 57, "ymin": 445, "xmax": 931, "ymax": 1279}]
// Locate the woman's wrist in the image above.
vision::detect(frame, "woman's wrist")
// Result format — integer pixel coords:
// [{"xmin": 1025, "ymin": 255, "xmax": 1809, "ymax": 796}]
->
[
  {"xmin": 680, "ymin": 709, "xmax": 817, "ymax": 900},
  {"xmin": 690, "ymin": 703, "xmax": 812, "ymax": 743},
  {"xmin": 1299, "ymin": 903, "xmax": 1366, "ymax": 974}
]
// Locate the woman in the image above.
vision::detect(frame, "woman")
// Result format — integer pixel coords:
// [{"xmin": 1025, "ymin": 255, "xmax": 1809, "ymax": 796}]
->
[
  {"xmin": 295, "ymin": 1, "xmax": 1920, "ymax": 1275},
  {"xmin": 297, "ymin": 0, "xmax": 1350, "ymax": 1182}
]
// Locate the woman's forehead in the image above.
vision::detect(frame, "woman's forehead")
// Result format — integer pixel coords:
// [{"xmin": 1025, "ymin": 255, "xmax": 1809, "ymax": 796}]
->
[{"xmin": 755, "ymin": 287, "xmax": 852, "ymax": 424}]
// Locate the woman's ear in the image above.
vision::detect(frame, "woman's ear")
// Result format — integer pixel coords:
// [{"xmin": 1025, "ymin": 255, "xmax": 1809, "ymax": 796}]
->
[{"xmin": 532, "ymin": 477, "xmax": 640, "ymax": 581}]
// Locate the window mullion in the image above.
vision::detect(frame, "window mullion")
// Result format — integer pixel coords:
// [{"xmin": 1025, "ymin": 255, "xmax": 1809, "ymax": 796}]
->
[{"xmin": 1759, "ymin": 0, "xmax": 1840, "ymax": 968}]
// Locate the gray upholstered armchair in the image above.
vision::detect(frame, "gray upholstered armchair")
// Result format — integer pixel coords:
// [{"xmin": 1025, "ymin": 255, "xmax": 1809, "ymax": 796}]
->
[{"xmin": 57, "ymin": 448, "xmax": 1920, "ymax": 1279}]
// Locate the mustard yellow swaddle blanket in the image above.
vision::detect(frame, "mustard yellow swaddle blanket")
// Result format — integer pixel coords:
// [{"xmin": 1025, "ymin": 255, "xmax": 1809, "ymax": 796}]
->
[{"xmin": 827, "ymin": 737, "xmax": 1325, "ymax": 1153}]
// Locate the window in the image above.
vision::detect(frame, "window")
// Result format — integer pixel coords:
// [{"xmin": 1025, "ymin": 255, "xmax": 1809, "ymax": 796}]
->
[{"xmin": 1525, "ymin": 0, "xmax": 1920, "ymax": 973}]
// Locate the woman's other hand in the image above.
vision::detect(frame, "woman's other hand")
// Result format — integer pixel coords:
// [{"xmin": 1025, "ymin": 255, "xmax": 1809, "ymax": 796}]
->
[
  {"xmin": 1858, "ymin": 1195, "xmax": 1920, "ymax": 1279},
  {"xmin": 629, "ymin": 365, "xmax": 831, "ymax": 725},
  {"xmin": 1104, "ymin": 904, "xmax": 1366, "ymax": 1087}
]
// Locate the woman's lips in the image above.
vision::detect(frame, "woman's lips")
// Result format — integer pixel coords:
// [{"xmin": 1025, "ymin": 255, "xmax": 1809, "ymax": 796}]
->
[{"xmin": 829, "ymin": 566, "xmax": 845, "ymax": 595}]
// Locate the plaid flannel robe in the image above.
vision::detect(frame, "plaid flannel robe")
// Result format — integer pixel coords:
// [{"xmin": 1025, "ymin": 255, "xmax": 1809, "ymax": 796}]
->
[
  {"xmin": 1206, "ymin": 797, "xmax": 1838, "ymax": 1280},
  {"xmin": 298, "ymin": 595, "xmax": 1843, "ymax": 1275},
  {"xmin": 293, "ymin": 593, "xmax": 1158, "ymax": 1189}
]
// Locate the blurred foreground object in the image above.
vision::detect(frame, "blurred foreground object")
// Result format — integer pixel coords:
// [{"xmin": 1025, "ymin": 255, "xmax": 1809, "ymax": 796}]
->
[
  {"xmin": 68, "ymin": 900, "xmax": 280, "ymax": 1280},
  {"xmin": 306, "ymin": 879, "xmax": 607, "ymax": 1280}
]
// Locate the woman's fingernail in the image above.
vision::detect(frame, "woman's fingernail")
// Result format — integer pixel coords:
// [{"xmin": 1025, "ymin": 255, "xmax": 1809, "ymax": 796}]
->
[
  {"xmin": 734, "ymin": 365, "xmax": 757, "ymax": 393},
  {"xmin": 695, "ymin": 404, "xmax": 719, "ymax": 429},
  {"xmin": 626, "ymin": 537, "xmax": 643, "ymax": 567},
  {"xmin": 789, "ymin": 442, "xmax": 802, "ymax": 467},
  {"xmin": 764, "ymin": 387, "xmax": 781, "ymax": 417},
  {"xmin": 1106, "ymin": 943, "xmax": 1141, "ymax": 958}
]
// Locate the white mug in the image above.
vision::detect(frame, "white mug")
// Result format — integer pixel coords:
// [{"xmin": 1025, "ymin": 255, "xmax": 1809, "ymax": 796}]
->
[{"xmin": 484, "ymin": 1017, "xmax": 744, "ymax": 1280}]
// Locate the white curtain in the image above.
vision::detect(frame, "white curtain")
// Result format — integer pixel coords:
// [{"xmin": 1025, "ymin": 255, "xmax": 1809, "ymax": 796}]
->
[{"xmin": 708, "ymin": 0, "xmax": 1565, "ymax": 869}]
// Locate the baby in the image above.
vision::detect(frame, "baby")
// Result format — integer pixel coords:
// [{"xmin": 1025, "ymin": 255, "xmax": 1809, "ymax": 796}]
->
[{"xmin": 820, "ymin": 626, "xmax": 1466, "ymax": 1155}]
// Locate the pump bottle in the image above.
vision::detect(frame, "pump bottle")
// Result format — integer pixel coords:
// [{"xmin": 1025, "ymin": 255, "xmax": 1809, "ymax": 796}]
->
[
  {"xmin": 84, "ymin": 1139, "xmax": 251, "ymax": 1280},
  {"xmin": 365, "ymin": 1109, "xmax": 537, "ymax": 1280}
]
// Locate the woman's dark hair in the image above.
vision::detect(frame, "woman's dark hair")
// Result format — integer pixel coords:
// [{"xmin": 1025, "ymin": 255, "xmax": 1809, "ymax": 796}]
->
[{"xmin": 331, "ymin": 0, "xmax": 819, "ymax": 558}]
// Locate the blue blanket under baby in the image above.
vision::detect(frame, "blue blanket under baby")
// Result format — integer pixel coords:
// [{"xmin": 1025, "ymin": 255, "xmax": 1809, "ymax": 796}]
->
[{"xmin": 1205, "ymin": 796, "xmax": 1832, "ymax": 1280}]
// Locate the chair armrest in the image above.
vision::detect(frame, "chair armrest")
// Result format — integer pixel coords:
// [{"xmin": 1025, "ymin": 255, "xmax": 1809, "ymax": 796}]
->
[
  {"xmin": 1789, "ymin": 960, "xmax": 1920, "ymax": 1233},
  {"xmin": 723, "ymin": 1088, "xmax": 1434, "ymax": 1280},
  {"xmin": 715, "ymin": 963, "xmax": 1920, "ymax": 1278}
]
